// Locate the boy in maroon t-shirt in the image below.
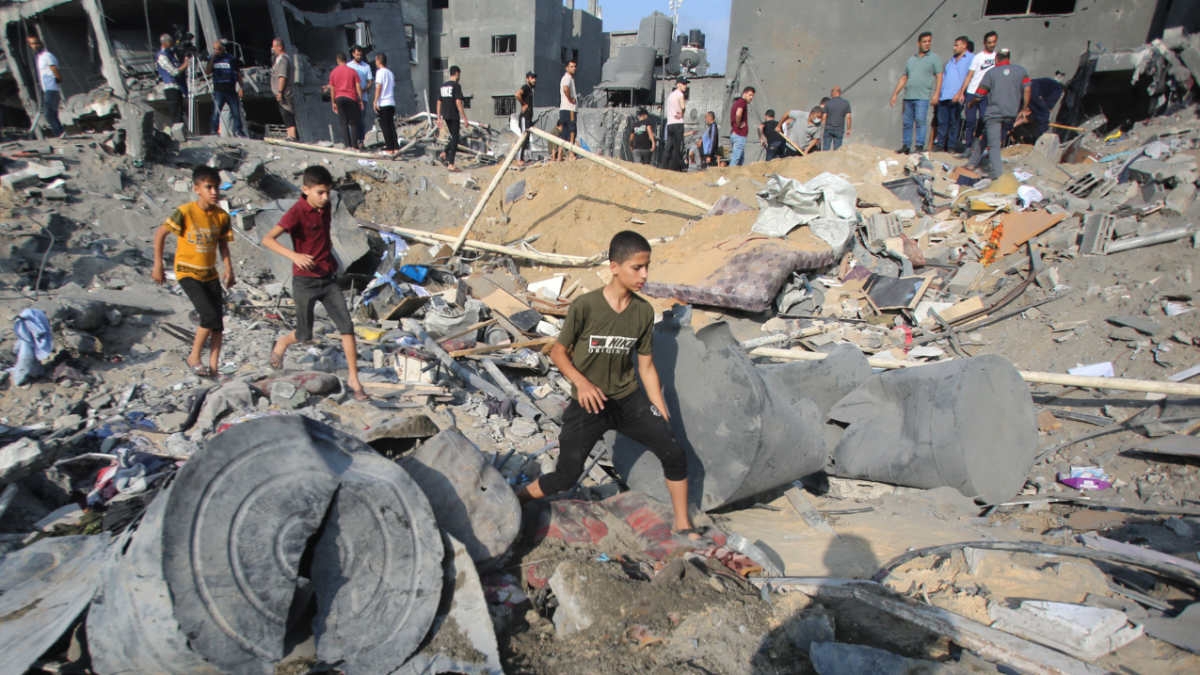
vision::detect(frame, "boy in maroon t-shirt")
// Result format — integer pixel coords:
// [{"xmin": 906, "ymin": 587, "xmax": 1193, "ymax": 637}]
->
[{"xmin": 262, "ymin": 165, "xmax": 367, "ymax": 400}]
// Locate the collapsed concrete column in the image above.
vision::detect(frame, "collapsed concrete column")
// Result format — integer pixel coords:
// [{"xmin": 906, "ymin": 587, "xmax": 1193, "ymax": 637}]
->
[
  {"xmin": 827, "ymin": 355, "xmax": 1038, "ymax": 505},
  {"xmin": 192, "ymin": 0, "xmax": 222, "ymax": 51},
  {"xmin": 0, "ymin": 28, "xmax": 38, "ymax": 126},
  {"xmin": 90, "ymin": 416, "xmax": 444, "ymax": 674},
  {"xmin": 266, "ymin": 0, "xmax": 292, "ymax": 51},
  {"xmin": 613, "ymin": 306, "xmax": 1039, "ymax": 508},
  {"xmin": 613, "ymin": 307, "xmax": 866, "ymax": 510},
  {"xmin": 399, "ymin": 429, "xmax": 522, "ymax": 567},
  {"xmin": 79, "ymin": 0, "xmax": 127, "ymax": 98}
]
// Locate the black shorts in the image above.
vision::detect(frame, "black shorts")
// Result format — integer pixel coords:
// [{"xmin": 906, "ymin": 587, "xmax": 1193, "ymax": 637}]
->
[
  {"xmin": 558, "ymin": 109, "xmax": 577, "ymax": 140},
  {"xmin": 292, "ymin": 274, "xmax": 354, "ymax": 341},
  {"xmin": 179, "ymin": 277, "xmax": 224, "ymax": 332},
  {"xmin": 538, "ymin": 387, "xmax": 688, "ymax": 495},
  {"xmin": 278, "ymin": 102, "xmax": 295, "ymax": 127}
]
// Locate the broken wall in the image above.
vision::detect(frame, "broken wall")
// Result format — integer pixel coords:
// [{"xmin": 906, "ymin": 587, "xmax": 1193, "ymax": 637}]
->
[
  {"xmin": 276, "ymin": 0, "xmax": 419, "ymax": 142},
  {"xmin": 725, "ymin": 0, "xmax": 1180, "ymax": 147}
]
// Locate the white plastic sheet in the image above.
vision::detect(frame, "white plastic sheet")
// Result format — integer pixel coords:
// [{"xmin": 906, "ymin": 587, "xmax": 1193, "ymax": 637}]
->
[{"xmin": 750, "ymin": 172, "xmax": 858, "ymax": 251}]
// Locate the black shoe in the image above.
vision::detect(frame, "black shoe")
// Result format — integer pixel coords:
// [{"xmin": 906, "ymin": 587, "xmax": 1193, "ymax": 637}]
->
[{"xmin": 897, "ymin": 145, "xmax": 911, "ymax": 154}]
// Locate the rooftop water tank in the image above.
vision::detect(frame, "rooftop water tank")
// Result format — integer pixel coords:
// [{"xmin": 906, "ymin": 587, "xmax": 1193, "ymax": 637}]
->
[{"xmin": 637, "ymin": 11, "xmax": 674, "ymax": 57}]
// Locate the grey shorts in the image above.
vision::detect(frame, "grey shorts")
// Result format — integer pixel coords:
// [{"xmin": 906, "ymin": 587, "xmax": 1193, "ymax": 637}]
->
[{"xmin": 292, "ymin": 274, "xmax": 354, "ymax": 341}]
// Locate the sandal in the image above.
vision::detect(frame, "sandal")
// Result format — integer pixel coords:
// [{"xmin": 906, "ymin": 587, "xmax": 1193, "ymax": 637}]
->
[
  {"xmin": 673, "ymin": 526, "xmax": 711, "ymax": 542},
  {"xmin": 189, "ymin": 362, "xmax": 215, "ymax": 378},
  {"xmin": 269, "ymin": 351, "xmax": 284, "ymax": 370},
  {"xmin": 351, "ymin": 388, "xmax": 370, "ymax": 402}
]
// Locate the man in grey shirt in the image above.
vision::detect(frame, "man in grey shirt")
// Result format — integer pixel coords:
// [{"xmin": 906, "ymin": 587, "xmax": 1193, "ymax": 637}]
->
[
  {"xmin": 270, "ymin": 38, "xmax": 296, "ymax": 141},
  {"xmin": 822, "ymin": 86, "xmax": 851, "ymax": 150},
  {"xmin": 967, "ymin": 48, "xmax": 1030, "ymax": 179}
]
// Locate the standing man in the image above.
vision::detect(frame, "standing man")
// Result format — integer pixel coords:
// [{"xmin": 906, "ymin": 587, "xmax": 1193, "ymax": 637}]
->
[
  {"xmin": 348, "ymin": 46, "xmax": 373, "ymax": 146},
  {"xmin": 157, "ymin": 33, "xmax": 191, "ymax": 127},
  {"xmin": 206, "ymin": 40, "xmax": 246, "ymax": 137},
  {"xmin": 26, "ymin": 35, "xmax": 63, "ymax": 137},
  {"xmin": 437, "ymin": 65, "xmax": 468, "ymax": 172},
  {"xmin": 934, "ymin": 36, "xmax": 973, "ymax": 153},
  {"xmin": 328, "ymin": 52, "xmax": 362, "ymax": 149},
  {"xmin": 374, "ymin": 53, "xmax": 398, "ymax": 153},
  {"xmin": 663, "ymin": 77, "xmax": 688, "ymax": 171},
  {"xmin": 958, "ymin": 31, "xmax": 998, "ymax": 157},
  {"xmin": 729, "ymin": 86, "xmax": 754, "ymax": 166},
  {"xmin": 628, "ymin": 107, "xmax": 655, "ymax": 165},
  {"xmin": 968, "ymin": 48, "xmax": 1029, "ymax": 179},
  {"xmin": 822, "ymin": 86, "xmax": 852, "ymax": 150},
  {"xmin": 701, "ymin": 110, "xmax": 719, "ymax": 166},
  {"xmin": 270, "ymin": 38, "xmax": 296, "ymax": 141},
  {"xmin": 559, "ymin": 60, "xmax": 578, "ymax": 157},
  {"xmin": 516, "ymin": 71, "xmax": 536, "ymax": 165},
  {"xmin": 889, "ymin": 32, "xmax": 942, "ymax": 154}
]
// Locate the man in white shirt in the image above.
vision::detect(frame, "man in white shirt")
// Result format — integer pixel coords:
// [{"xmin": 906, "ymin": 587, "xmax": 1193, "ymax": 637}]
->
[
  {"xmin": 957, "ymin": 31, "xmax": 997, "ymax": 157},
  {"xmin": 558, "ymin": 60, "xmax": 578, "ymax": 158},
  {"xmin": 348, "ymin": 45, "xmax": 373, "ymax": 145},
  {"xmin": 373, "ymin": 53, "xmax": 398, "ymax": 153},
  {"xmin": 27, "ymin": 35, "xmax": 63, "ymax": 137},
  {"xmin": 663, "ymin": 77, "xmax": 688, "ymax": 171}
]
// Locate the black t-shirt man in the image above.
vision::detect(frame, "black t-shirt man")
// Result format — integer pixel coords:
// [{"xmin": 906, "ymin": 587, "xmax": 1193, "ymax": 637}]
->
[
  {"xmin": 439, "ymin": 80, "xmax": 464, "ymax": 120},
  {"xmin": 762, "ymin": 119, "xmax": 784, "ymax": 146},
  {"xmin": 631, "ymin": 119, "xmax": 653, "ymax": 150},
  {"xmin": 519, "ymin": 82, "xmax": 534, "ymax": 122}
]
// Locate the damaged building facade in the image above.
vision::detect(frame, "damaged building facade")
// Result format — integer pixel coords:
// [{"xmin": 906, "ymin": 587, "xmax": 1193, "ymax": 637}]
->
[
  {"xmin": 0, "ymin": 0, "xmax": 602, "ymax": 144},
  {"xmin": 725, "ymin": 0, "xmax": 1200, "ymax": 147}
]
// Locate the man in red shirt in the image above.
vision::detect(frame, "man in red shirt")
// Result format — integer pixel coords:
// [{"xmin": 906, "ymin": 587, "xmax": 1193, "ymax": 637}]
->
[
  {"xmin": 327, "ymin": 52, "xmax": 362, "ymax": 149},
  {"xmin": 729, "ymin": 86, "xmax": 755, "ymax": 166}
]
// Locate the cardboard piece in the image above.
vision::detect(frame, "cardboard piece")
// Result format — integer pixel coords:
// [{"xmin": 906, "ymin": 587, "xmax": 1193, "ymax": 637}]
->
[{"xmin": 996, "ymin": 211, "xmax": 1068, "ymax": 255}]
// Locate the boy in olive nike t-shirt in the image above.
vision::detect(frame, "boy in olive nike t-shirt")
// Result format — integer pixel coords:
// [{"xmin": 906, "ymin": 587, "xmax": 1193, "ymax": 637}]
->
[{"xmin": 517, "ymin": 231, "xmax": 697, "ymax": 536}]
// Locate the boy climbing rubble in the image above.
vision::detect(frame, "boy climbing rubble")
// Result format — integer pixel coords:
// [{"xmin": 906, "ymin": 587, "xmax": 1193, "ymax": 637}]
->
[
  {"xmin": 151, "ymin": 165, "xmax": 235, "ymax": 378},
  {"xmin": 262, "ymin": 165, "xmax": 368, "ymax": 401},
  {"xmin": 516, "ymin": 231, "xmax": 701, "ymax": 539}
]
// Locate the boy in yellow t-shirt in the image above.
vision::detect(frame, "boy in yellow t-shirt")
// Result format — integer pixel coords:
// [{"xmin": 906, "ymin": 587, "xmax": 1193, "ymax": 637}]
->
[{"xmin": 152, "ymin": 165, "xmax": 235, "ymax": 377}]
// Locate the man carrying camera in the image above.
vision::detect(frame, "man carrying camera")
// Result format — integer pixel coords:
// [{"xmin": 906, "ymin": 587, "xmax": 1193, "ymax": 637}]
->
[
  {"xmin": 206, "ymin": 40, "xmax": 246, "ymax": 137},
  {"xmin": 157, "ymin": 33, "xmax": 191, "ymax": 126}
]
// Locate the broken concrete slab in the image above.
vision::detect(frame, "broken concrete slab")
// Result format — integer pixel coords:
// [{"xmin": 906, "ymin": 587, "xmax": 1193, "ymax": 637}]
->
[
  {"xmin": 828, "ymin": 355, "xmax": 1038, "ymax": 504},
  {"xmin": 0, "ymin": 437, "xmax": 43, "ymax": 484},
  {"xmin": 945, "ymin": 261, "xmax": 983, "ymax": 296},
  {"xmin": 988, "ymin": 600, "xmax": 1144, "ymax": 661},
  {"xmin": 0, "ymin": 535, "xmax": 107, "ymax": 675},
  {"xmin": 1142, "ymin": 602, "xmax": 1200, "ymax": 654},
  {"xmin": 1106, "ymin": 315, "xmax": 1161, "ymax": 336},
  {"xmin": 549, "ymin": 560, "xmax": 599, "ymax": 636},
  {"xmin": 400, "ymin": 429, "xmax": 521, "ymax": 566}
]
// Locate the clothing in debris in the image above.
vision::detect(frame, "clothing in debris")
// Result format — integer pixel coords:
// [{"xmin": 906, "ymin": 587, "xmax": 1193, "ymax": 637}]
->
[{"xmin": 10, "ymin": 308, "xmax": 52, "ymax": 386}]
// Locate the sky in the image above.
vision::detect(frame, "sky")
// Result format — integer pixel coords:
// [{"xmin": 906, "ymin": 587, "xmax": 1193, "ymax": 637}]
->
[{"xmin": 590, "ymin": 0, "xmax": 732, "ymax": 74}]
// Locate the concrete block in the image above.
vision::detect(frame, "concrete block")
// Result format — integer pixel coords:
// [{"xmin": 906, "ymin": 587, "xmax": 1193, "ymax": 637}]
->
[
  {"xmin": 946, "ymin": 261, "xmax": 983, "ymax": 296},
  {"xmin": 1165, "ymin": 182, "xmax": 1196, "ymax": 215},
  {"xmin": 1127, "ymin": 157, "xmax": 1170, "ymax": 184},
  {"xmin": 988, "ymin": 600, "xmax": 1143, "ymax": 661},
  {"xmin": 1033, "ymin": 133, "xmax": 1061, "ymax": 161},
  {"xmin": 809, "ymin": 642, "xmax": 946, "ymax": 675},
  {"xmin": 549, "ymin": 560, "xmax": 599, "ymax": 636},
  {"xmin": 2, "ymin": 167, "xmax": 42, "ymax": 191},
  {"xmin": 0, "ymin": 438, "xmax": 42, "ymax": 483},
  {"xmin": 778, "ymin": 606, "xmax": 835, "ymax": 652}
]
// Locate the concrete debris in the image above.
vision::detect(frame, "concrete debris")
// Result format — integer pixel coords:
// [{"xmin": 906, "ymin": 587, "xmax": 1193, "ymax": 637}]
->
[{"xmin": 1, "ymin": 18, "xmax": 1199, "ymax": 674}]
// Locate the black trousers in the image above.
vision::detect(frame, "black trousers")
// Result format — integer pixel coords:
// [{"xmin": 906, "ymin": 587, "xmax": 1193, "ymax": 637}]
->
[
  {"xmin": 519, "ymin": 115, "xmax": 533, "ymax": 161},
  {"xmin": 378, "ymin": 105, "xmax": 398, "ymax": 150},
  {"xmin": 164, "ymin": 88, "xmax": 184, "ymax": 125},
  {"xmin": 538, "ymin": 388, "xmax": 689, "ymax": 495},
  {"xmin": 664, "ymin": 123, "xmax": 685, "ymax": 171},
  {"xmin": 443, "ymin": 117, "xmax": 461, "ymax": 166},
  {"xmin": 335, "ymin": 97, "xmax": 360, "ymax": 148}
]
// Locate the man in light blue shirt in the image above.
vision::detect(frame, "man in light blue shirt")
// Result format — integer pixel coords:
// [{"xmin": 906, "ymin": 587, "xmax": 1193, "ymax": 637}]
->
[
  {"xmin": 348, "ymin": 45, "xmax": 373, "ymax": 145},
  {"xmin": 935, "ymin": 36, "xmax": 973, "ymax": 152}
]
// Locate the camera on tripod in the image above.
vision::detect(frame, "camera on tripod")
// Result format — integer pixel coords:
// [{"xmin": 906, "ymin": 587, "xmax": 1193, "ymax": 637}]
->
[{"xmin": 171, "ymin": 27, "xmax": 207, "ymax": 61}]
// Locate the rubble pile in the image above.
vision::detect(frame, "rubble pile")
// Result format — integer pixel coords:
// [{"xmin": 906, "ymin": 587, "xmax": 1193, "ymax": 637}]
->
[{"xmin": 2, "ymin": 53, "xmax": 1200, "ymax": 675}]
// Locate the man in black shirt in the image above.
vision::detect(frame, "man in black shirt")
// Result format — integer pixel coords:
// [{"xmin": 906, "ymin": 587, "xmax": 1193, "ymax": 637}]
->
[
  {"xmin": 759, "ymin": 109, "xmax": 787, "ymax": 161},
  {"xmin": 516, "ymin": 71, "xmax": 536, "ymax": 165},
  {"xmin": 437, "ymin": 65, "xmax": 469, "ymax": 173},
  {"xmin": 628, "ymin": 107, "xmax": 656, "ymax": 164}
]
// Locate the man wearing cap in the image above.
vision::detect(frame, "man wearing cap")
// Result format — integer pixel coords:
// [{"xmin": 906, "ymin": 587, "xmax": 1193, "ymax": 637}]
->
[
  {"xmin": 516, "ymin": 71, "xmax": 536, "ymax": 165},
  {"xmin": 967, "ymin": 48, "xmax": 1029, "ymax": 179},
  {"xmin": 663, "ymin": 77, "xmax": 688, "ymax": 171}
]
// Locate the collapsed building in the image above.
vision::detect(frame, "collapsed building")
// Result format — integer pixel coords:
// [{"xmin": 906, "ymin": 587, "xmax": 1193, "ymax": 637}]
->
[{"xmin": 725, "ymin": 0, "xmax": 1200, "ymax": 147}]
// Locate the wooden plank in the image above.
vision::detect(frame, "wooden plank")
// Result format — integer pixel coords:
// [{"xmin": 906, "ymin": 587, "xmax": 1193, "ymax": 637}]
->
[
  {"xmin": 448, "ymin": 336, "xmax": 556, "ymax": 358},
  {"xmin": 362, "ymin": 223, "xmax": 604, "ymax": 267},
  {"xmin": 451, "ymin": 130, "xmax": 529, "ymax": 253}
]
